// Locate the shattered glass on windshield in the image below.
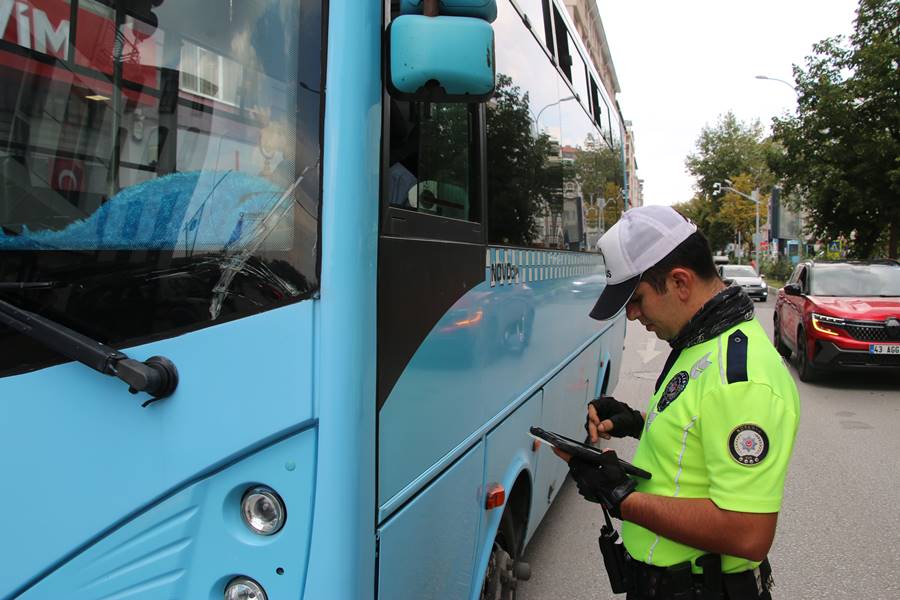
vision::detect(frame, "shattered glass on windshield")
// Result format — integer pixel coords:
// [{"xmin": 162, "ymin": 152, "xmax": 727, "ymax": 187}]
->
[{"xmin": 0, "ymin": 0, "xmax": 323, "ymax": 374}]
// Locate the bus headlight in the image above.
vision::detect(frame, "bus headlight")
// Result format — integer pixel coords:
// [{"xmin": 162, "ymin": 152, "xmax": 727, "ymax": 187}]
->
[
  {"xmin": 241, "ymin": 486, "xmax": 286, "ymax": 535},
  {"xmin": 225, "ymin": 576, "xmax": 267, "ymax": 600}
]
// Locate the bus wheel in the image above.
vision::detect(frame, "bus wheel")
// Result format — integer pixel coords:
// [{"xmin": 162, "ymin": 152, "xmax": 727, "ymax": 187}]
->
[{"xmin": 480, "ymin": 510, "xmax": 531, "ymax": 600}]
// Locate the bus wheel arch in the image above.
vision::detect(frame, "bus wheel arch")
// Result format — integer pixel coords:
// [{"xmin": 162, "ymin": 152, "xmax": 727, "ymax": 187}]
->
[
  {"xmin": 505, "ymin": 470, "xmax": 531, "ymax": 555},
  {"xmin": 479, "ymin": 471, "xmax": 532, "ymax": 599}
]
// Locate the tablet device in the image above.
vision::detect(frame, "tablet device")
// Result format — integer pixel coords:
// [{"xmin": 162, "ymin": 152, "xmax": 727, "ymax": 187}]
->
[{"xmin": 529, "ymin": 426, "xmax": 652, "ymax": 480}]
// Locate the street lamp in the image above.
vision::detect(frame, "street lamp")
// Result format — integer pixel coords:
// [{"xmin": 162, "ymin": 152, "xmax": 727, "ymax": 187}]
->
[
  {"xmin": 754, "ymin": 74, "xmax": 796, "ymax": 92},
  {"xmin": 534, "ymin": 96, "xmax": 577, "ymax": 132},
  {"xmin": 721, "ymin": 180, "xmax": 762, "ymax": 263},
  {"xmin": 596, "ymin": 196, "xmax": 610, "ymax": 236}
]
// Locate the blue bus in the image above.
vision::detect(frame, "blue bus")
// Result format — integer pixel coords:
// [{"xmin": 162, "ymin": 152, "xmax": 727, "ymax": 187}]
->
[{"xmin": 0, "ymin": 1, "xmax": 626, "ymax": 598}]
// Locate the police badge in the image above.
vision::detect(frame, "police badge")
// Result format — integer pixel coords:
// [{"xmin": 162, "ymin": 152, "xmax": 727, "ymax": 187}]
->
[
  {"xmin": 656, "ymin": 370, "xmax": 689, "ymax": 412},
  {"xmin": 729, "ymin": 424, "xmax": 769, "ymax": 465}
]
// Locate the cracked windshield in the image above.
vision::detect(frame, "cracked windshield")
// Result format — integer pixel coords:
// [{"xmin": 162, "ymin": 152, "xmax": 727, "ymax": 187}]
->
[{"xmin": 0, "ymin": 0, "xmax": 322, "ymax": 373}]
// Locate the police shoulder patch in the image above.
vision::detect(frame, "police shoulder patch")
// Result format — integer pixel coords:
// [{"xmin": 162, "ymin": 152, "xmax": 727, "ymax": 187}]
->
[
  {"xmin": 657, "ymin": 370, "xmax": 689, "ymax": 412},
  {"xmin": 728, "ymin": 424, "xmax": 769, "ymax": 466}
]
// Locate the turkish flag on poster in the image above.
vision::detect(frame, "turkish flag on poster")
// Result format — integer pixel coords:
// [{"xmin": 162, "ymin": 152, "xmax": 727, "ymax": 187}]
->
[{"xmin": 51, "ymin": 158, "xmax": 84, "ymax": 192}]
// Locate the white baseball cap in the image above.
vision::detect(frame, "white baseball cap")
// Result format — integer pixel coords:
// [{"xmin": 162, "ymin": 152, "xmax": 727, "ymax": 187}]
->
[{"xmin": 590, "ymin": 205, "xmax": 698, "ymax": 320}]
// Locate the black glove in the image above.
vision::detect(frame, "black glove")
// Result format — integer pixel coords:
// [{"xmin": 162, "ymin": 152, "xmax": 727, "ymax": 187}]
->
[
  {"xmin": 586, "ymin": 396, "xmax": 644, "ymax": 439},
  {"xmin": 568, "ymin": 452, "xmax": 637, "ymax": 519}
]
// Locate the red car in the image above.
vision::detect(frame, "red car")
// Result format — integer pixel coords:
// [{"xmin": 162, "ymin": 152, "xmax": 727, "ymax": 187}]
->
[{"xmin": 773, "ymin": 259, "xmax": 900, "ymax": 381}]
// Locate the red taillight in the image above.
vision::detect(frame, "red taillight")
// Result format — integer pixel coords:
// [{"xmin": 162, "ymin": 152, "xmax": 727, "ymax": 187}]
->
[{"xmin": 485, "ymin": 483, "xmax": 505, "ymax": 510}]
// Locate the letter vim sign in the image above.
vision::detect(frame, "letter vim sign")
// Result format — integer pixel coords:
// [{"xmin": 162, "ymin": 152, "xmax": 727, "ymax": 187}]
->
[
  {"xmin": 1, "ymin": 0, "xmax": 159, "ymax": 81},
  {"xmin": 1, "ymin": 0, "xmax": 70, "ymax": 57}
]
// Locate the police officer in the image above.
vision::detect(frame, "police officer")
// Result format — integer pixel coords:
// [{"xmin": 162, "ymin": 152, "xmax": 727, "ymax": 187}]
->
[{"xmin": 556, "ymin": 205, "xmax": 799, "ymax": 600}]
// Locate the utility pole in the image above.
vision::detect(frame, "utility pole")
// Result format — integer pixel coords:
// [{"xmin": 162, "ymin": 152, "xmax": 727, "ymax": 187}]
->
[{"xmin": 752, "ymin": 188, "xmax": 760, "ymax": 262}]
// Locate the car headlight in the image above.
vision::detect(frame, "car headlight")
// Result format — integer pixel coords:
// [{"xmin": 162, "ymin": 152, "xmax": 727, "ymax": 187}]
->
[{"xmin": 811, "ymin": 313, "xmax": 844, "ymax": 336}]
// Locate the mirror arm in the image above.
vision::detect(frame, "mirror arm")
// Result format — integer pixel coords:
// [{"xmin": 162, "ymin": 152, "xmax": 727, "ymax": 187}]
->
[{"xmin": 424, "ymin": 0, "xmax": 439, "ymax": 17}]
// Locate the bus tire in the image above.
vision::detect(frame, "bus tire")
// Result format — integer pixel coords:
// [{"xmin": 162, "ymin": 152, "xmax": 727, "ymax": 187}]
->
[{"xmin": 480, "ymin": 509, "xmax": 529, "ymax": 600}]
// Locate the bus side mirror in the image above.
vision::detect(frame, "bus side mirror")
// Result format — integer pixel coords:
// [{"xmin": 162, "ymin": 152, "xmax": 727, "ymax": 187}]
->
[
  {"xmin": 400, "ymin": 0, "xmax": 498, "ymax": 22},
  {"xmin": 388, "ymin": 15, "xmax": 496, "ymax": 102}
]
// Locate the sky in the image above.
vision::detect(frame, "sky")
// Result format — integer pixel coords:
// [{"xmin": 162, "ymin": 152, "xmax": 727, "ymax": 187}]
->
[{"xmin": 596, "ymin": 0, "xmax": 861, "ymax": 206}]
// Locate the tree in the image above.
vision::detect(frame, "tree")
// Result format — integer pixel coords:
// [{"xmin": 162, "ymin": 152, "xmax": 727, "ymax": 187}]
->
[
  {"xmin": 684, "ymin": 112, "xmax": 775, "ymax": 251},
  {"xmin": 673, "ymin": 194, "xmax": 709, "ymax": 226},
  {"xmin": 572, "ymin": 134, "xmax": 624, "ymax": 234},
  {"xmin": 685, "ymin": 112, "xmax": 775, "ymax": 202},
  {"xmin": 716, "ymin": 173, "xmax": 769, "ymax": 255},
  {"xmin": 485, "ymin": 74, "xmax": 559, "ymax": 245},
  {"xmin": 573, "ymin": 136, "xmax": 621, "ymax": 194},
  {"xmin": 673, "ymin": 193, "xmax": 749, "ymax": 257},
  {"xmin": 769, "ymin": 0, "xmax": 899, "ymax": 258},
  {"xmin": 602, "ymin": 181, "xmax": 624, "ymax": 226}
]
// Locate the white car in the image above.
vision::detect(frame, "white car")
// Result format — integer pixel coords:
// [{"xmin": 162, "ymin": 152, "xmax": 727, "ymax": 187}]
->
[{"xmin": 719, "ymin": 264, "xmax": 768, "ymax": 301}]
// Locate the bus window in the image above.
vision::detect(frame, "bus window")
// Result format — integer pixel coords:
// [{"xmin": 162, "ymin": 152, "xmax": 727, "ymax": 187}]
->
[
  {"xmin": 550, "ymin": 4, "xmax": 571, "ymax": 81},
  {"xmin": 388, "ymin": 100, "xmax": 478, "ymax": 223},
  {"xmin": 559, "ymin": 88, "xmax": 623, "ymax": 252},
  {"xmin": 488, "ymin": 1, "xmax": 623, "ymax": 251},
  {"xmin": 567, "ymin": 34, "xmax": 589, "ymax": 104},
  {"xmin": 514, "ymin": 0, "xmax": 550, "ymax": 49},
  {"xmin": 589, "ymin": 77, "xmax": 601, "ymax": 122},
  {"xmin": 597, "ymin": 88, "xmax": 612, "ymax": 143},
  {"xmin": 610, "ymin": 111, "xmax": 623, "ymax": 149}
]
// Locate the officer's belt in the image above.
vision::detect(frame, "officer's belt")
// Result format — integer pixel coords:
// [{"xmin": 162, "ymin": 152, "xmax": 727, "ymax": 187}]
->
[{"xmin": 627, "ymin": 554, "xmax": 772, "ymax": 600}]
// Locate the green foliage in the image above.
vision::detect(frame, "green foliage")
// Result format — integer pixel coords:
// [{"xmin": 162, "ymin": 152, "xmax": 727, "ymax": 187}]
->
[
  {"xmin": 683, "ymin": 112, "xmax": 776, "ymax": 251},
  {"xmin": 673, "ymin": 194, "xmax": 706, "ymax": 224},
  {"xmin": 717, "ymin": 174, "xmax": 769, "ymax": 245},
  {"xmin": 769, "ymin": 0, "xmax": 899, "ymax": 258},
  {"xmin": 418, "ymin": 104, "xmax": 470, "ymax": 191},
  {"xmin": 602, "ymin": 181, "xmax": 624, "ymax": 225},
  {"xmin": 486, "ymin": 74, "xmax": 559, "ymax": 245},
  {"xmin": 486, "ymin": 75, "xmax": 625, "ymax": 246},
  {"xmin": 685, "ymin": 112, "xmax": 776, "ymax": 202},
  {"xmin": 758, "ymin": 254, "xmax": 794, "ymax": 283},
  {"xmin": 569, "ymin": 136, "xmax": 625, "ymax": 232},
  {"xmin": 572, "ymin": 134, "xmax": 622, "ymax": 201}
]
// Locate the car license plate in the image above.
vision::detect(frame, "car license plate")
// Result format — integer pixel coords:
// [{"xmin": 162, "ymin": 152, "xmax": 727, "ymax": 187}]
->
[{"xmin": 869, "ymin": 344, "xmax": 900, "ymax": 355}]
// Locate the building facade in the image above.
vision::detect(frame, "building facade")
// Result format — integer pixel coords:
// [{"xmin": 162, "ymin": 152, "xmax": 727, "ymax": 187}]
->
[
  {"xmin": 562, "ymin": 0, "xmax": 620, "ymax": 101},
  {"xmin": 624, "ymin": 120, "xmax": 643, "ymax": 207},
  {"xmin": 563, "ymin": 0, "xmax": 639, "ymax": 211}
]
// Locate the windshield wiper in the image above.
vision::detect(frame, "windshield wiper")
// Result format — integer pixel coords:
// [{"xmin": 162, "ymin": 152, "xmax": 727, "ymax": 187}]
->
[{"xmin": 0, "ymin": 291, "xmax": 178, "ymax": 405}]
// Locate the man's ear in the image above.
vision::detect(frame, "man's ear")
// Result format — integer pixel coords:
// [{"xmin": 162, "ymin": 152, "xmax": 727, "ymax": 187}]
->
[{"xmin": 668, "ymin": 268, "xmax": 693, "ymax": 300}]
